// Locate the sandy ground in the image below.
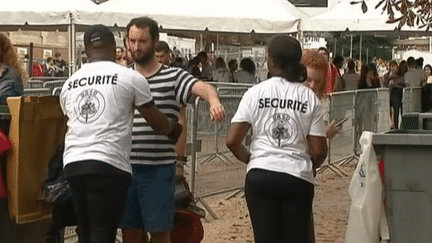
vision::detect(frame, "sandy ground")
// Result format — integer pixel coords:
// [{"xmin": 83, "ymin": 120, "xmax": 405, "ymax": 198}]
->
[{"xmin": 199, "ymin": 163, "xmax": 356, "ymax": 243}]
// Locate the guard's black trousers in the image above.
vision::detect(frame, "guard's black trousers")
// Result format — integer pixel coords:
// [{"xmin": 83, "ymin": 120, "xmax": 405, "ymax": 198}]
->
[
  {"xmin": 66, "ymin": 163, "xmax": 131, "ymax": 243},
  {"xmin": 245, "ymin": 168, "xmax": 314, "ymax": 243}
]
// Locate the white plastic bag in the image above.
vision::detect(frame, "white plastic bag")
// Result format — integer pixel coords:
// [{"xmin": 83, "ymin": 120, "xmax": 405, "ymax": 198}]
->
[{"xmin": 345, "ymin": 131, "xmax": 389, "ymax": 243}]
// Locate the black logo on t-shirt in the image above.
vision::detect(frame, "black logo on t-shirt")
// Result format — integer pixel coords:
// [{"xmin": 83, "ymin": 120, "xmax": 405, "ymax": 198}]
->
[
  {"xmin": 265, "ymin": 113, "xmax": 298, "ymax": 147},
  {"xmin": 74, "ymin": 89, "xmax": 105, "ymax": 124}
]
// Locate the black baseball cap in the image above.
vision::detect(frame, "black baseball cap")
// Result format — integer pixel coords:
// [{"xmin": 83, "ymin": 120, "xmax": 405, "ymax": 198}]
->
[{"xmin": 84, "ymin": 24, "xmax": 115, "ymax": 47}]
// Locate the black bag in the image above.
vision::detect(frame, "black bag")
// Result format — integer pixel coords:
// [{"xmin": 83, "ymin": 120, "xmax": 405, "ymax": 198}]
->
[
  {"xmin": 172, "ymin": 176, "xmax": 205, "ymax": 243},
  {"xmin": 175, "ymin": 177, "xmax": 194, "ymax": 208},
  {"xmin": 42, "ymin": 145, "xmax": 72, "ymax": 205},
  {"xmin": 43, "ymin": 175, "xmax": 71, "ymax": 204}
]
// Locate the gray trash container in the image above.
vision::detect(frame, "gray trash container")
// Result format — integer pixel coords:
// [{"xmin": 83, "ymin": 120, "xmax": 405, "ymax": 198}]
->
[{"xmin": 373, "ymin": 130, "xmax": 432, "ymax": 243}]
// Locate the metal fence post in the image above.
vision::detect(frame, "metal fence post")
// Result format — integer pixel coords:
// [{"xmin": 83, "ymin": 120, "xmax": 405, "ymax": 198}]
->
[{"xmin": 189, "ymin": 97, "xmax": 200, "ymax": 196}]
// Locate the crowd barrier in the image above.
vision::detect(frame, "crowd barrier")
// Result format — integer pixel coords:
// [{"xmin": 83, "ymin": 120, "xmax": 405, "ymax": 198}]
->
[
  {"xmin": 28, "ymin": 77, "xmax": 67, "ymax": 83},
  {"xmin": 185, "ymin": 82, "xmax": 252, "ymax": 218},
  {"xmin": 402, "ymin": 87, "xmax": 422, "ymax": 114},
  {"xmin": 318, "ymin": 88, "xmax": 393, "ymax": 175}
]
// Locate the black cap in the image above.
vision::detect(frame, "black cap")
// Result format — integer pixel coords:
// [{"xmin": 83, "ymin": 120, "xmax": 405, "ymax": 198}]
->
[{"xmin": 84, "ymin": 24, "xmax": 115, "ymax": 47}]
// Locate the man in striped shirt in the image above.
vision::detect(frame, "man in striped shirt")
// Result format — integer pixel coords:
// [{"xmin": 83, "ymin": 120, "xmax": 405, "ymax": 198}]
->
[{"xmin": 120, "ymin": 17, "xmax": 226, "ymax": 243}]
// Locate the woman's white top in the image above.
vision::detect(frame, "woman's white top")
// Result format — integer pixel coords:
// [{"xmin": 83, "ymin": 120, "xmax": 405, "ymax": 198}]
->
[{"xmin": 231, "ymin": 77, "xmax": 326, "ymax": 184}]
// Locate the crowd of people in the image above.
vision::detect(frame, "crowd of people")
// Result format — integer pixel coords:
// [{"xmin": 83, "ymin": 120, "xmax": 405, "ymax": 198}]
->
[
  {"xmin": 2, "ymin": 14, "xmax": 432, "ymax": 243},
  {"xmin": 319, "ymin": 53, "xmax": 430, "ymax": 129},
  {"xmin": 43, "ymin": 52, "xmax": 67, "ymax": 78},
  {"xmin": 114, "ymin": 39, "xmax": 260, "ymax": 85}
]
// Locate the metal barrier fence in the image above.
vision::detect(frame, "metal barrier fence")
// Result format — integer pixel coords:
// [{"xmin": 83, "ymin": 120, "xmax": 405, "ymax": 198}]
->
[
  {"xmin": 376, "ymin": 88, "xmax": 392, "ymax": 133},
  {"xmin": 320, "ymin": 89, "xmax": 392, "ymax": 173},
  {"xmin": 322, "ymin": 91, "xmax": 357, "ymax": 176},
  {"xmin": 186, "ymin": 82, "xmax": 252, "ymax": 219},
  {"xmin": 402, "ymin": 87, "xmax": 422, "ymax": 114},
  {"xmin": 29, "ymin": 77, "xmax": 67, "ymax": 82}
]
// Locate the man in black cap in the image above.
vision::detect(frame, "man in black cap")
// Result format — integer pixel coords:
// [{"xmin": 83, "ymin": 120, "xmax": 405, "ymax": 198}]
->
[{"xmin": 59, "ymin": 24, "xmax": 182, "ymax": 243}]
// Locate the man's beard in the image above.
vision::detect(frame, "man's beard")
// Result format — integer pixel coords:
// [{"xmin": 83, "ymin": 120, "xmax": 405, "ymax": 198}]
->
[{"xmin": 132, "ymin": 50, "xmax": 154, "ymax": 65}]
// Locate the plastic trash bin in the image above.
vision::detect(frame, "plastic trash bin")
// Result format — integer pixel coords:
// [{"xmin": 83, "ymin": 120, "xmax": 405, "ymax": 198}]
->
[{"xmin": 373, "ymin": 130, "xmax": 432, "ymax": 243}]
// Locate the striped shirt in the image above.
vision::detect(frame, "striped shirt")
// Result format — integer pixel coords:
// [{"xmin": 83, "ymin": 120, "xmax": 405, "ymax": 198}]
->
[{"xmin": 131, "ymin": 65, "xmax": 197, "ymax": 165}]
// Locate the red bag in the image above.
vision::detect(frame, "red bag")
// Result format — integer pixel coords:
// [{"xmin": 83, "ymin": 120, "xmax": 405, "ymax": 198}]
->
[
  {"xmin": 0, "ymin": 128, "xmax": 11, "ymax": 198},
  {"xmin": 171, "ymin": 208, "xmax": 204, "ymax": 243}
]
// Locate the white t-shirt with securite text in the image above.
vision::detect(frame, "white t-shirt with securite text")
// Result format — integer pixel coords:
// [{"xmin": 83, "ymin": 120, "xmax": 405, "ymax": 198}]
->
[
  {"xmin": 60, "ymin": 61, "xmax": 153, "ymax": 174},
  {"xmin": 231, "ymin": 77, "xmax": 326, "ymax": 184}
]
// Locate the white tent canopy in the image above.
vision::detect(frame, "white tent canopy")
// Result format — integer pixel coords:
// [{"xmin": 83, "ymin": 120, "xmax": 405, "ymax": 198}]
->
[
  {"xmin": 79, "ymin": 0, "xmax": 307, "ymax": 34},
  {"xmin": 0, "ymin": 0, "xmax": 307, "ymax": 75},
  {"xmin": 0, "ymin": 0, "xmax": 99, "ymax": 30},
  {"xmin": 0, "ymin": 0, "xmax": 100, "ymax": 75},
  {"xmin": 300, "ymin": 0, "xmax": 418, "ymax": 32}
]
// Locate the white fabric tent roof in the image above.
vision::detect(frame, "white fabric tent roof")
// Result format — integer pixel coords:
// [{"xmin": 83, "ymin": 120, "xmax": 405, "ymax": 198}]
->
[
  {"xmin": 78, "ymin": 0, "xmax": 307, "ymax": 33},
  {"xmin": 300, "ymin": 0, "xmax": 418, "ymax": 32},
  {"xmin": 0, "ymin": 0, "xmax": 99, "ymax": 29},
  {"xmin": 0, "ymin": 0, "xmax": 306, "ymax": 75}
]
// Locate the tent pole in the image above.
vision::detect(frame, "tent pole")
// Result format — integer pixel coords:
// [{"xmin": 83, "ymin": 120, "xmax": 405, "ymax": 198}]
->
[
  {"xmin": 296, "ymin": 18, "xmax": 303, "ymax": 49},
  {"xmin": 200, "ymin": 34, "xmax": 203, "ymax": 52},
  {"xmin": 366, "ymin": 48, "xmax": 369, "ymax": 63},
  {"xmin": 350, "ymin": 35, "xmax": 353, "ymax": 59},
  {"xmin": 429, "ymin": 36, "xmax": 432, "ymax": 52},
  {"xmin": 359, "ymin": 35, "xmax": 362, "ymax": 63},
  {"xmin": 72, "ymin": 21, "xmax": 76, "ymax": 75},
  {"xmin": 68, "ymin": 12, "xmax": 76, "ymax": 77},
  {"xmin": 68, "ymin": 16, "xmax": 72, "ymax": 77},
  {"xmin": 333, "ymin": 38, "xmax": 337, "ymax": 58},
  {"xmin": 297, "ymin": 30, "xmax": 304, "ymax": 49},
  {"xmin": 216, "ymin": 34, "xmax": 219, "ymax": 56}
]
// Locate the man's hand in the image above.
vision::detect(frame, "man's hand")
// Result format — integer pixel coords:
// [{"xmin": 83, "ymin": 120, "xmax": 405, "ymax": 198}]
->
[
  {"xmin": 191, "ymin": 81, "xmax": 226, "ymax": 122},
  {"xmin": 209, "ymin": 99, "xmax": 226, "ymax": 122}
]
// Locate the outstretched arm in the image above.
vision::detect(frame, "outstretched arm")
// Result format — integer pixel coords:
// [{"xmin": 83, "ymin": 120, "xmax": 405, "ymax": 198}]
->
[{"xmin": 191, "ymin": 81, "xmax": 226, "ymax": 122}]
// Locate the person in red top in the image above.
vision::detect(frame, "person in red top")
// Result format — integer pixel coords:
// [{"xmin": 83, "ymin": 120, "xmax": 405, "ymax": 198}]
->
[{"xmin": 318, "ymin": 47, "xmax": 338, "ymax": 95}]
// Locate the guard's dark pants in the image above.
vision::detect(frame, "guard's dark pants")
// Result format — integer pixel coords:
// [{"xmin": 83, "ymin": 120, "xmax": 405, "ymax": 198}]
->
[
  {"xmin": 245, "ymin": 168, "xmax": 314, "ymax": 243},
  {"xmin": 46, "ymin": 200, "xmax": 78, "ymax": 243},
  {"xmin": 67, "ymin": 170, "xmax": 131, "ymax": 243}
]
